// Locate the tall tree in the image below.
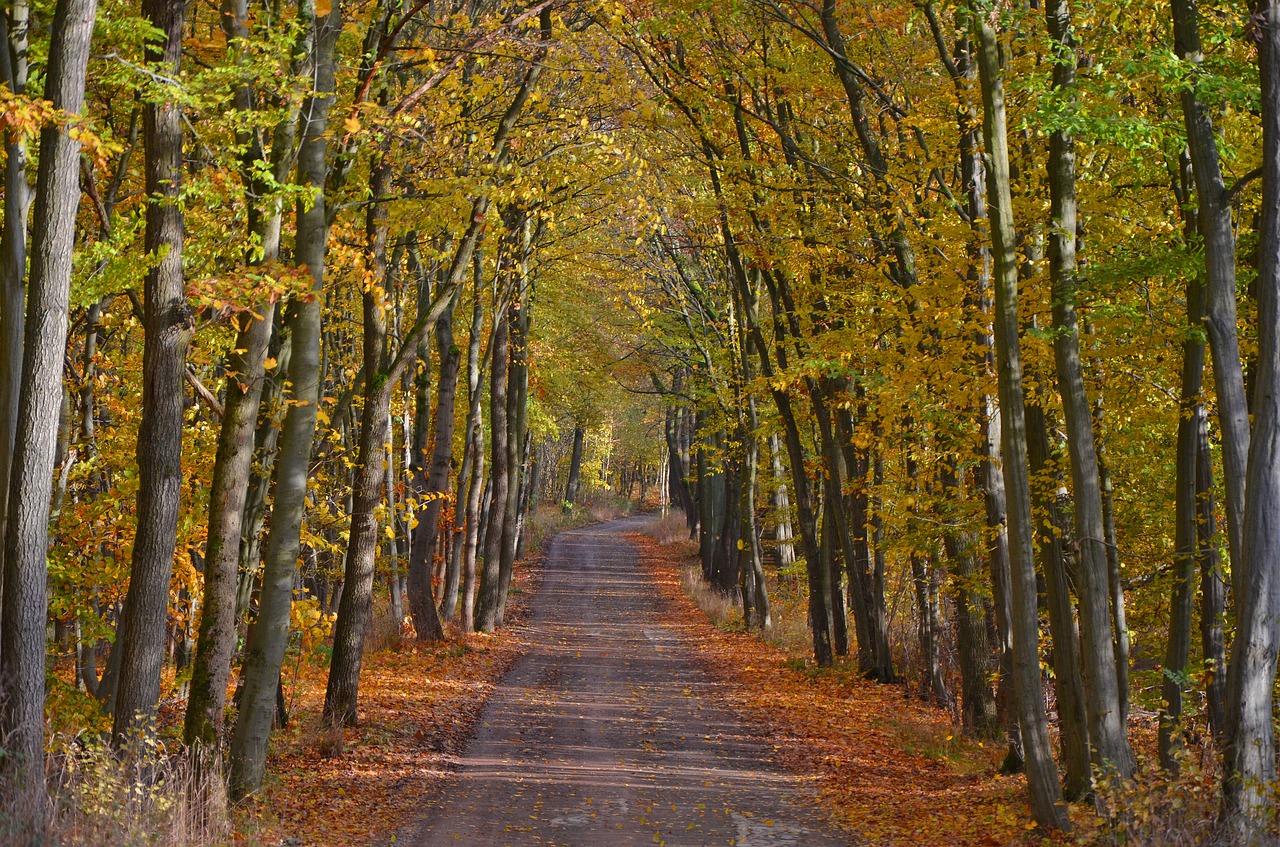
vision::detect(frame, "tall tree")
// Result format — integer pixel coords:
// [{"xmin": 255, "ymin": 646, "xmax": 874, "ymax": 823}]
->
[
  {"xmin": 1043, "ymin": 0, "xmax": 1132, "ymax": 780},
  {"xmin": 0, "ymin": 0, "xmax": 99, "ymax": 819},
  {"xmin": 184, "ymin": 0, "xmax": 294, "ymax": 748},
  {"xmin": 0, "ymin": 2, "xmax": 30, "ymax": 644},
  {"xmin": 113, "ymin": 0, "xmax": 191, "ymax": 746},
  {"xmin": 230, "ymin": 0, "xmax": 342, "ymax": 796},
  {"xmin": 1220, "ymin": 0, "xmax": 1280, "ymax": 837},
  {"xmin": 973, "ymin": 6, "xmax": 1070, "ymax": 830}
]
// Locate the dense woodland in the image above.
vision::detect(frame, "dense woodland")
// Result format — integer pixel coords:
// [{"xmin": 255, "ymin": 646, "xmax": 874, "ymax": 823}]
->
[{"xmin": 1, "ymin": 0, "xmax": 1280, "ymax": 841}]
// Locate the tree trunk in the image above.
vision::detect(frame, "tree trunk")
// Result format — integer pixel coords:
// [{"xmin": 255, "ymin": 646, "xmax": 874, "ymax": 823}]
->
[
  {"xmin": 743, "ymin": 398, "xmax": 770, "ymax": 628},
  {"xmin": 981, "ymin": 403, "xmax": 1023, "ymax": 771},
  {"xmin": 236, "ymin": 310, "xmax": 291, "ymax": 617},
  {"xmin": 1221, "ymin": 0, "xmax": 1280, "ymax": 835},
  {"xmin": 460, "ymin": 409, "xmax": 485, "ymax": 632},
  {"xmin": 0, "ymin": 2, "xmax": 30, "ymax": 647},
  {"xmin": 1044, "ymin": 0, "xmax": 1132, "ymax": 778},
  {"xmin": 408, "ymin": 293, "xmax": 460, "ymax": 642},
  {"xmin": 183, "ymin": 0, "xmax": 290, "ymax": 750},
  {"xmin": 564, "ymin": 424, "xmax": 585, "ymax": 508},
  {"xmin": 1170, "ymin": 0, "xmax": 1249, "ymax": 590},
  {"xmin": 0, "ymin": 0, "xmax": 97, "ymax": 816},
  {"xmin": 1027, "ymin": 401, "xmax": 1092, "ymax": 799},
  {"xmin": 974, "ymin": 12, "xmax": 1069, "ymax": 830},
  {"xmin": 496, "ymin": 292, "xmax": 529, "ymax": 625},
  {"xmin": 229, "ymin": 0, "xmax": 340, "ymax": 798},
  {"xmin": 475, "ymin": 306, "xmax": 509, "ymax": 632},
  {"xmin": 112, "ymin": 0, "xmax": 190, "ymax": 746},
  {"xmin": 768, "ymin": 435, "xmax": 796, "ymax": 570},
  {"xmin": 942, "ymin": 460, "xmax": 998, "ymax": 738},
  {"xmin": 1161, "ymin": 163, "xmax": 1211, "ymax": 770},
  {"xmin": 444, "ymin": 283, "xmax": 484, "ymax": 623},
  {"xmin": 1197, "ymin": 419, "xmax": 1227, "ymax": 746},
  {"xmin": 323, "ymin": 150, "xmax": 393, "ymax": 728}
]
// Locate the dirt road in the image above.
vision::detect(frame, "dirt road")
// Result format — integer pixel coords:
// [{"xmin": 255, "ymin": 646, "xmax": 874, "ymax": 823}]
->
[{"xmin": 408, "ymin": 516, "xmax": 849, "ymax": 847}]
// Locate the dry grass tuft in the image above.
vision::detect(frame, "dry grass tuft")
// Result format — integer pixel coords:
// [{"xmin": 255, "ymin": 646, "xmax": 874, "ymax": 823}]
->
[
  {"xmin": 3, "ymin": 734, "xmax": 233, "ymax": 847},
  {"xmin": 315, "ymin": 723, "xmax": 345, "ymax": 759},
  {"xmin": 644, "ymin": 510, "xmax": 692, "ymax": 546},
  {"xmin": 677, "ymin": 561, "xmax": 741, "ymax": 629}
]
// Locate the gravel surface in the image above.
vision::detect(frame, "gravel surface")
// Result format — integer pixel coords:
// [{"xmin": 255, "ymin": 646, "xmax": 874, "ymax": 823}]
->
[{"xmin": 409, "ymin": 515, "xmax": 850, "ymax": 847}]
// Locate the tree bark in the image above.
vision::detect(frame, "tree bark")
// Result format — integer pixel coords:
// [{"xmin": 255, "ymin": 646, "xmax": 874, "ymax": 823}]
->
[
  {"xmin": 496, "ymin": 291, "xmax": 529, "ymax": 625},
  {"xmin": 323, "ymin": 149, "xmax": 393, "ymax": 728},
  {"xmin": 1044, "ymin": 0, "xmax": 1132, "ymax": 778},
  {"xmin": 0, "ymin": 2, "xmax": 30, "ymax": 648},
  {"xmin": 941, "ymin": 460, "xmax": 998, "ymax": 738},
  {"xmin": 1170, "ymin": 0, "xmax": 1250, "ymax": 590},
  {"xmin": 476, "ymin": 305, "xmax": 510, "ymax": 633},
  {"xmin": 563, "ymin": 424, "xmax": 585, "ymax": 508},
  {"xmin": 0, "ymin": 0, "xmax": 97, "ymax": 816},
  {"xmin": 445, "ymin": 281, "xmax": 485, "ymax": 623},
  {"xmin": 230, "ymin": 0, "xmax": 340, "ymax": 797},
  {"xmin": 1027, "ymin": 400, "xmax": 1092, "ymax": 799},
  {"xmin": 974, "ymin": 12, "xmax": 1069, "ymax": 830},
  {"xmin": 112, "ymin": 0, "xmax": 190, "ymax": 746},
  {"xmin": 407, "ymin": 292, "xmax": 460, "ymax": 642},
  {"xmin": 183, "ymin": 0, "xmax": 292, "ymax": 751},
  {"xmin": 1161, "ymin": 156, "xmax": 1210, "ymax": 771},
  {"xmin": 1220, "ymin": 0, "xmax": 1280, "ymax": 835}
]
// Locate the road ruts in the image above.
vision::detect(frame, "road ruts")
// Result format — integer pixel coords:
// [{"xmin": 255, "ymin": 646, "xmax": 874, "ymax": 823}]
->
[{"xmin": 408, "ymin": 515, "xmax": 849, "ymax": 847}]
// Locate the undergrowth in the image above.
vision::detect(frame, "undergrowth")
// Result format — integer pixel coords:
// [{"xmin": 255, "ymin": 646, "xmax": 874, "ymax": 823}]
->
[{"xmin": 1, "ymin": 733, "xmax": 231, "ymax": 847}]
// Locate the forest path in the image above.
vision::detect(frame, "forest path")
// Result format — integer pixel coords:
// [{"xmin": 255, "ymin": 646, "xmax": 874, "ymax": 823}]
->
[{"xmin": 407, "ymin": 516, "xmax": 848, "ymax": 847}]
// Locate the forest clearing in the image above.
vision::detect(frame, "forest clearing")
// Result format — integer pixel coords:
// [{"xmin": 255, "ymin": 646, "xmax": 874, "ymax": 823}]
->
[{"xmin": 1, "ymin": 0, "xmax": 1280, "ymax": 843}]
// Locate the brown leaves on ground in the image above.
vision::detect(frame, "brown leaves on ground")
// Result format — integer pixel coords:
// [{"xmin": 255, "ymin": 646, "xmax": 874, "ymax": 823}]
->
[
  {"xmin": 243, "ymin": 561, "xmax": 542, "ymax": 847},
  {"xmin": 628, "ymin": 532, "xmax": 1041, "ymax": 847}
]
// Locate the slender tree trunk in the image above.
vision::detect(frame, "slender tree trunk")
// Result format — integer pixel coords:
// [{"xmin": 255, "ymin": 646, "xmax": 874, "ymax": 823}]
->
[
  {"xmin": 496, "ymin": 293, "xmax": 529, "ymax": 625},
  {"xmin": 822, "ymin": 488, "xmax": 849, "ymax": 656},
  {"xmin": 1027, "ymin": 400, "xmax": 1092, "ymax": 799},
  {"xmin": 1044, "ymin": 0, "xmax": 1131, "ymax": 778},
  {"xmin": 982, "ymin": 403, "xmax": 1023, "ymax": 771},
  {"xmin": 1221, "ymin": 0, "xmax": 1280, "ymax": 835},
  {"xmin": 1170, "ymin": 0, "xmax": 1250, "ymax": 588},
  {"xmin": 768, "ymin": 435, "xmax": 796, "ymax": 570},
  {"xmin": 564, "ymin": 425, "xmax": 585, "ymax": 508},
  {"xmin": 974, "ymin": 12, "xmax": 1069, "ymax": 830},
  {"xmin": 942, "ymin": 461, "xmax": 998, "ymax": 738},
  {"xmin": 0, "ymin": 3, "xmax": 30, "ymax": 647},
  {"xmin": 183, "ymin": 0, "xmax": 290, "ymax": 750},
  {"xmin": 230, "ymin": 1, "xmax": 340, "ymax": 797},
  {"xmin": 113, "ymin": 0, "xmax": 190, "ymax": 745},
  {"xmin": 1197, "ymin": 419, "xmax": 1227, "ymax": 745},
  {"xmin": 236, "ymin": 312, "xmax": 290, "ymax": 616},
  {"xmin": 387, "ymin": 411, "xmax": 404, "ymax": 626},
  {"xmin": 1161, "ymin": 182, "xmax": 1210, "ymax": 770},
  {"xmin": 460, "ymin": 410, "xmax": 484, "ymax": 632},
  {"xmin": 0, "ymin": 0, "xmax": 97, "ymax": 816},
  {"xmin": 408, "ymin": 293, "xmax": 460, "ymax": 642},
  {"xmin": 444, "ymin": 284, "xmax": 484, "ymax": 623},
  {"xmin": 515, "ymin": 442, "xmax": 538, "ymax": 560},
  {"xmin": 323, "ymin": 150, "xmax": 393, "ymax": 728},
  {"xmin": 743, "ymin": 399, "xmax": 769, "ymax": 628},
  {"xmin": 476, "ymin": 304, "xmax": 510, "ymax": 632}
]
